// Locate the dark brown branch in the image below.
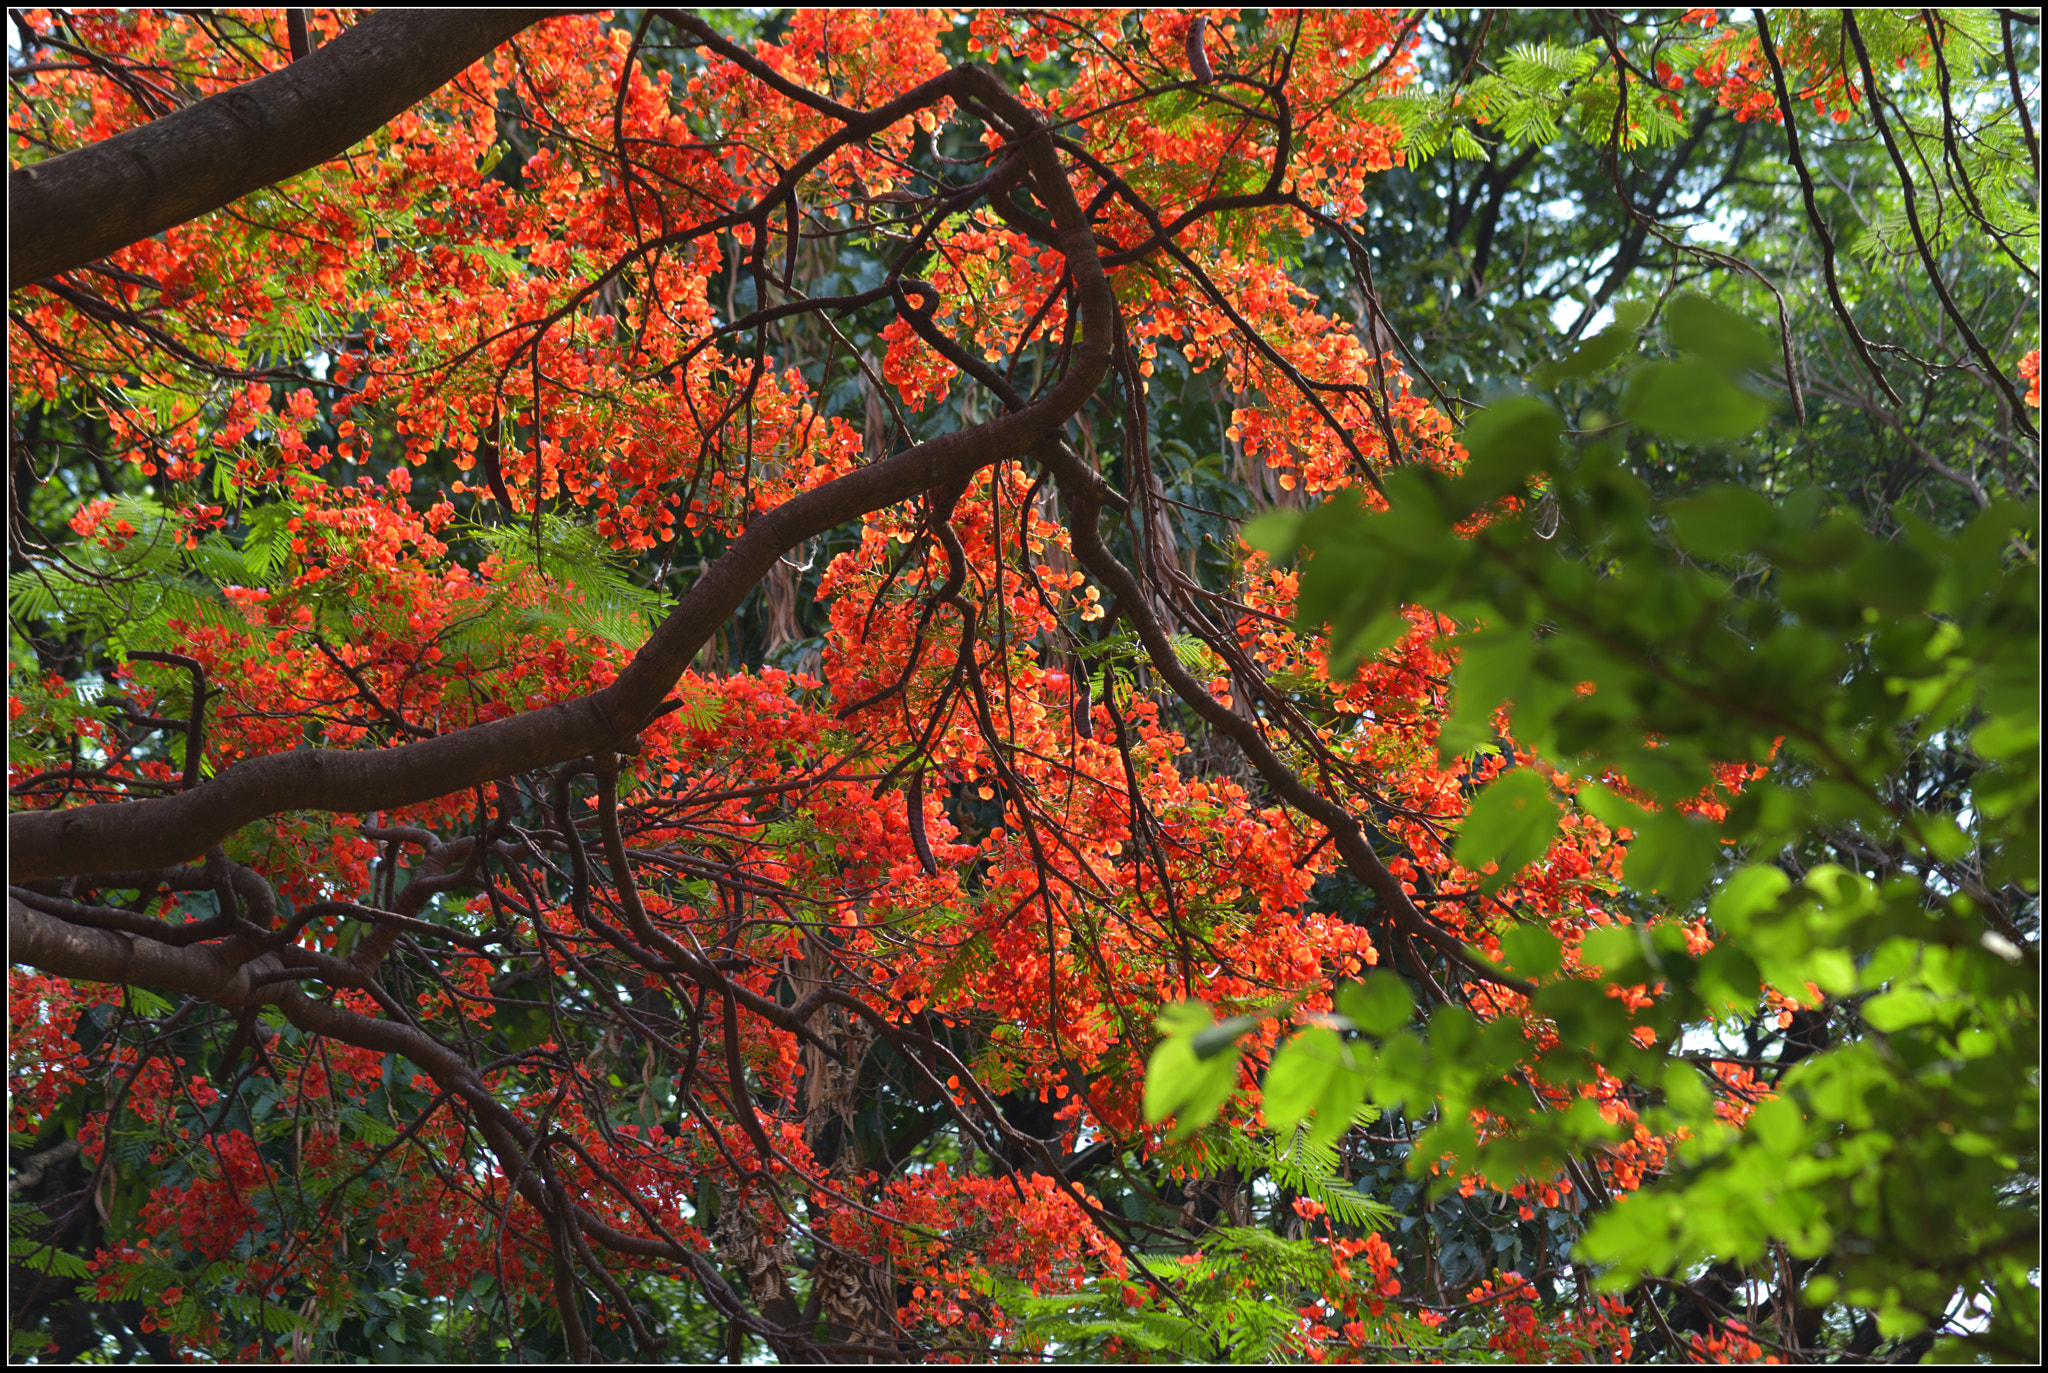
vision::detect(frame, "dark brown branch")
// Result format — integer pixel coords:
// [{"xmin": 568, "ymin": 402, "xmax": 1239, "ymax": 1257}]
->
[
  {"xmin": 1186, "ymin": 16, "xmax": 1215, "ymax": 84},
  {"xmin": 10, "ymin": 10, "xmax": 549, "ymax": 290},
  {"xmin": 2001, "ymin": 10, "xmax": 2040, "ymax": 182},
  {"xmin": 1752, "ymin": 10, "xmax": 1905, "ymax": 409},
  {"xmin": 126, "ymin": 650, "xmax": 209, "ymax": 790},
  {"xmin": 8, "ymin": 66, "xmax": 1115, "ymax": 885},
  {"xmin": 1043, "ymin": 444, "xmax": 1532, "ymax": 997},
  {"xmin": 1844, "ymin": 12, "xmax": 2037, "ymax": 438},
  {"xmin": 285, "ymin": 10, "xmax": 315, "ymax": 65}
]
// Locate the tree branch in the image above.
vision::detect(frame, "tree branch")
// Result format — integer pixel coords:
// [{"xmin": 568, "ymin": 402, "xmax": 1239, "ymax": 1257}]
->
[
  {"xmin": 9, "ymin": 10, "xmax": 547, "ymax": 290},
  {"xmin": 6, "ymin": 63, "xmax": 1115, "ymax": 893}
]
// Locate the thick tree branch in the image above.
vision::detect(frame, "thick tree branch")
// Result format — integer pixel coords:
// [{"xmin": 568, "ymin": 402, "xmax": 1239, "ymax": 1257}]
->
[
  {"xmin": 8, "ymin": 64, "xmax": 1115, "ymax": 891},
  {"xmin": 9, "ymin": 896, "xmax": 275, "ymax": 1005},
  {"xmin": 9, "ymin": 10, "xmax": 546, "ymax": 290}
]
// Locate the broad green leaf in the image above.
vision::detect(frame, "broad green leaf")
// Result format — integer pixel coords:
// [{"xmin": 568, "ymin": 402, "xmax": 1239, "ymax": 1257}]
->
[
  {"xmin": 1860, "ymin": 989, "xmax": 1940, "ymax": 1032},
  {"xmin": 1912, "ymin": 813, "xmax": 1972, "ymax": 863},
  {"xmin": 1622, "ymin": 360, "xmax": 1772, "ymax": 443},
  {"xmin": 1499, "ymin": 925, "xmax": 1562, "ymax": 980},
  {"xmin": 1661, "ymin": 1059, "xmax": 1714, "ymax": 1120},
  {"xmin": 1609, "ymin": 299, "xmax": 1654, "ymax": 334},
  {"xmin": 1708, "ymin": 864, "xmax": 1791, "ymax": 934},
  {"xmin": 1192, "ymin": 1014, "xmax": 1262, "ymax": 1061},
  {"xmin": 1145, "ymin": 1001, "xmax": 1244, "ymax": 1136},
  {"xmin": 1262, "ymin": 1026, "xmax": 1370, "ymax": 1147},
  {"xmin": 1747, "ymin": 1095, "xmax": 1807, "ymax": 1155},
  {"xmin": 1580, "ymin": 923, "xmax": 1648, "ymax": 976},
  {"xmin": 1337, "ymin": 973, "xmax": 1414, "ymax": 1037},
  {"xmin": 1972, "ymin": 712, "xmax": 2039, "ymax": 763},
  {"xmin": 1620, "ymin": 809, "xmax": 1722, "ymax": 902},
  {"xmin": 1532, "ymin": 325, "xmax": 1635, "ymax": 386},
  {"xmin": 1804, "ymin": 947, "xmax": 1858, "ymax": 998},
  {"xmin": 1667, "ymin": 485, "xmax": 1778, "ymax": 561},
  {"xmin": 1240, "ymin": 509, "xmax": 1304, "ymax": 560},
  {"xmin": 1665, "ymin": 292, "xmax": 1779, "ymax": 373},
  {"xmin": 1577, "ymin": 780, "xmax": 1648, "ymax": 830},
  {"xmin": 1458, "ymin": 397, "xmax": 1561, "ymax": 503},
  {"xmin": 1327, "ymin": 609, "xmax": 1410, "ymax": 679},
  {"xmin": 1455, "ymin": 769, "xmax": 1561, "ymax": 894},
  {"xmin": 1439, "ymin": 629, "xmax": 1534, "ymax": 760}
]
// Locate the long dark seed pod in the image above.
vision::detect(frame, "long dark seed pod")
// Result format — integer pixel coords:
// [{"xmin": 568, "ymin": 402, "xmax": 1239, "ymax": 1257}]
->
[
  {"xmin": 1186, "ymin": 16, "xmax": 1214, "ymax": 84},
  {"xmin": 1073, "ymin": 655, "xmax": 1093, "ymax": 740},
  {"xmin": 907, "ymin": 770, "xmax": 939, "ymax": 877}
]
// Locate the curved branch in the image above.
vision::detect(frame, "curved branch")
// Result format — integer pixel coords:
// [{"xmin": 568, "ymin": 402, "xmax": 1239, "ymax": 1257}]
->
[
  {"xmin": 7, "ymin": 64, "xmax": 1115, "ymax": 896},
  {"xmin": 1843, "ymin": 12, "xmax": 2035, "ymax": 437},
  {"xmin": 1042, "ymin": 445, "xmax": 1533, "ymax": 998},
  {"xmin": 1751, "ymin": 11, "xmax": 1904, "ymax": 410},
  {"xmin": 10, "ymin": 10, "xmax": 549, "ymax": 290},
  {"xmin": 10, "ymin": 896, "xmax": 273, "ymax": 1005}
]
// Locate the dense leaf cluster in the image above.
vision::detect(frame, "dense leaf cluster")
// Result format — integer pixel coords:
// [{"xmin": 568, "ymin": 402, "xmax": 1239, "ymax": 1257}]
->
[{"xmin": 6, "ymin": 7, "xmax": 2038, "ymax": 1366}]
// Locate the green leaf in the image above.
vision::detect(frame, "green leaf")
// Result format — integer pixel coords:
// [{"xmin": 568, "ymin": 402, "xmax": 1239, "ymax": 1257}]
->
[
  {"xmin": 1972, "ymin": 712, "xmax": 2038, "ymax": 763},
  {"xmin": 1261, "ymin": 1026, "xmax": 1370, "ymax": 1146},
  {"xmin": 1532, "ymin": 325, "xmax": 1636, "ymax": 387},
  {"xmin": 1747, "ymin": 1094, "xmax": 1807, "ymax": 1155},
  {"xmin": 1192, "ymin": 1014, "xmax": 1262, "ymax": 1061},
  {"xmin": 1665, "ymin": 292, "xmax": 1779, "ymax": 374},
  {"xmin": 1622, "ymin": 360, "xmax": 1772, "ymax": 443},
  {"xmin": 1240, "ymin": 509, "xmax": 1304, "ymax": 561},
  {"xmin": 1912, "ymin": 813, "xmax": 1971, "ymax": 863},
  {"xmin": 1440, "ymin": 629, "xmax": 1534, "ymax": 760},
  {"xmin": 10, "ymin": 1239, "xmax": 92, "ymax": 1278},
  {"xmin": 1288, "ymin": 490, "xmax": 1420, "ymax": 681},
  {"xmin": 1667, "ymin": 485, "xmax": 1779, "ymax": 561},
  {"xmin": 1661, "ymin": 1058, "xmax": 1715, "ymax": 1121},
  {"xmin": 1860, "ymin": 989, "xmax": 1940, "ymax": 1032},
  {"xmin": 341, "ymin": 1107, "xmax": 400, "ymax": 1147},
  {"xmin": 1455, "ymin": 769, "xmax": 1561, "ymax": 894},
  {"xmin": 1499, "ymin": 925, "xmax": 1563, "ymax": 980},
  {"xmin": 1620, "ymin": 809, "xmax": 1722, "ymax": 902},
  {"xmin": 1610, "ymin": 299, "xmax": 1654, "ymax": 334},
  {"xmin": 1580, "ymin": 924, "xmax": 1648, "ymax": 976},
  {"xmin": 1336, "ymin": 973, "xmax": 1414, "ymax": 1037},
  {"xmin": 1458, "ymin": 397, "xmax": 1561, "ymax": 503},
  {"xmin": 1707, "ymin": 864, "xmax": 1791, "ymax": 934},
  {"xmin": 1804, "ymin": 947, "xmax": 1858, "ymax": 999},
  {"xmin": 124, "ymin": 986, "xmax": 175, "ymax": 1019},
  {"xmin": 1145, "ymin": 1001, "xmax": 1244, "ymax": 1137}
]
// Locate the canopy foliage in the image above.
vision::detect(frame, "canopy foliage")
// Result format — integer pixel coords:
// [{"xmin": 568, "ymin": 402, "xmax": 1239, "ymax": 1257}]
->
[{"xmin": 7, "ymin": 8, "xmax": 2039, "ymax": 1365}]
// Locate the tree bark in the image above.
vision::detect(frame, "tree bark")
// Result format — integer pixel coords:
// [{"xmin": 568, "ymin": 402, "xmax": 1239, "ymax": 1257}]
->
[
  {"xmin": 9, "ymin": 9, "xmax": 545, "ymax": 291},
  {"xmin": 5, "ymin": 62, "xmax": 1116, "ymax": 884},
  {"xmin": 8, "ymin": 896, "xmax": 278, "ymax": 1006}
]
